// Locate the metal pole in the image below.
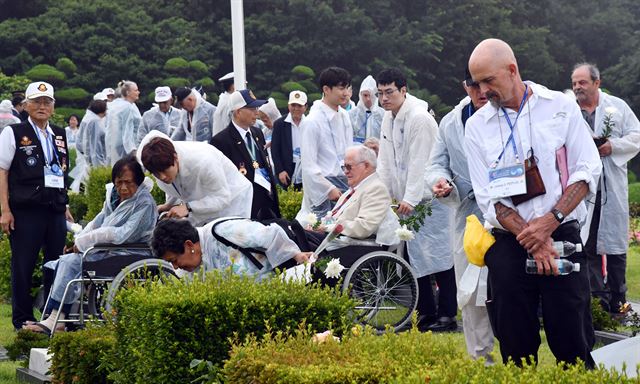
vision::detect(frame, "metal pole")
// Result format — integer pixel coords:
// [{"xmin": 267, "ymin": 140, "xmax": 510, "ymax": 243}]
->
[{"xmin": 230, "ymin": 0, "xmax": 246, "ymax": 91}]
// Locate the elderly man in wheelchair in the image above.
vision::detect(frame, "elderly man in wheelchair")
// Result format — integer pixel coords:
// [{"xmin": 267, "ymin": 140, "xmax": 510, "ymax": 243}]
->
[{"xmin": 24, "ymin": 155, "xmax": 157, "ymax": 335}]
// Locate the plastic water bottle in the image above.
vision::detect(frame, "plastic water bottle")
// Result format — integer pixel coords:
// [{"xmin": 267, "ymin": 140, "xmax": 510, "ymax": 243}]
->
[
  {"xmin": 552, "ymin": 241, "xmax": 582, "ymax": 258},
  {"xmin": 525, "ymin": 259, "xmax": 581, "ymax": 275}
]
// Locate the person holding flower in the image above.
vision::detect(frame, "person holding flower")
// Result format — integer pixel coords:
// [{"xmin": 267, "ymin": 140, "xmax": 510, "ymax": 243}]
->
[{"xmin": 571, "ymin": 63, "xmax": 640, "ymax": 315}]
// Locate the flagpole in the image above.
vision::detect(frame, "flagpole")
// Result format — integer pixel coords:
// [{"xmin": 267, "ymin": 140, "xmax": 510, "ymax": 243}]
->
[{"xmin": 230, "ymin": 0, "xmax": 246, "ymax": 91}]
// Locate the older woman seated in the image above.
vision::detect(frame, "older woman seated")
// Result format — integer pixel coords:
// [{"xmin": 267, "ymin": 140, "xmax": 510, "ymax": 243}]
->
[
  {"xmin": 150, "ymin": 218, "xmax": 310, "ymax": 280},
  {"xmin": 24, "ymin": 155, "xmax": 157, "ymax": 334}
]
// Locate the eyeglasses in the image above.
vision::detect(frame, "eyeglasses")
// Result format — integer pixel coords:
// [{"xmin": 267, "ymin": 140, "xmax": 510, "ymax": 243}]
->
[
  {"xmin": 28, "ymin": 98, "xmax": 54, "ymax": 106},
  {"xmin": 341, "ymin": 161, "xmax": 365, "ymax": 172},
  {"xmin": 376, "ymin": 88, "xmax": 399, "ymax": 98}
]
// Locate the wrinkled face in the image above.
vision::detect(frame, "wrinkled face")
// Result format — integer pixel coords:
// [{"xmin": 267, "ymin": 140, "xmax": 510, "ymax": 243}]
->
[
  {"xmin": 126, "ymin": 84, "xmax": 140, "ymax": 102},
  {"xmin": 181, "ymin": 94, "xmax": 197, "ymax": 112},
  {"xmin": 360, "ymin": 90, "xmax": 374, "ymax": 109},
  {"xmin": 153, "ymin": 156, "xmax": 179, "ymax": 184},
  {"xmin": 114, "ymin": 167, "xmax": 139, "ymax": 200},
  {"xmin": 571, "ymin": 66, "xmax": 600, "ymax": 105},
  {"xmin": 288, "ymin": 103, "xmax": 306, "ymax": 120},
  {"xmin": 257, "ymin": 110, "xmax": 272, "ymax": 129},
  {"xmin": 158, "ymin": 99, "xmax": 172, "ymax": 113},
  {"xmin": 323, "ymin": 84, "xmax": 350, "ymax": 108},
  {"xmin": 25, "ymin": 97, "xmax": 55, "ymax": 122},
  {"xmin": 463, "ymin": 81, "xmax": 488, "ymax": 110},
  {"xmin": 235, "ymin": 107, "xmax": 258, "ymax": 128},
  {"xmin": 343, "ymin": 150, "xmax": 369, "ymax": 188},
  {"xmin": 470, "ymin": 62, "xmax": 516, "ymax": 109},
  {"xmin": 162, "ymin": 241, "xmax": 202, "ymax": 272},
  {"xmin": 68, "ymin": 115, "xmax": 79, "ymax": 128},
  {"xmin": 377, "ymin": 83, "xmax": 406, "ymax": 115}
]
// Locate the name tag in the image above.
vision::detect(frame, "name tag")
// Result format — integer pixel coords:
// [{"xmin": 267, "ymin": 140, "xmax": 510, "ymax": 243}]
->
[
  {"xmin": 488, "ymin": 164, "xmax": 526, "ymax": 199},
  {"xmin": 254, "ymin": 168, "xmax": 271, "ymax": 193},
  {"xmin": 44, "ymin": 166, "xmax": 64, "ymax": 188}
]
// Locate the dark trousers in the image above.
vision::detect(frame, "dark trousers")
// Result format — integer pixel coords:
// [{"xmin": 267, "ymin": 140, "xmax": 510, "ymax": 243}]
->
[
  {"xmin": 416, "ymin": 267, "xmax": 457, "ymax": 319},
  {"xmin": 585, "ymin": 189, "xmax": 627, "ymax": 311},
  {"xmin": 8, "ymin": 206, "xmax": 66, "ymax": 329},
  {"xmin": 485, "ymin": 222, "xmax": 595, "ymax": 368}
]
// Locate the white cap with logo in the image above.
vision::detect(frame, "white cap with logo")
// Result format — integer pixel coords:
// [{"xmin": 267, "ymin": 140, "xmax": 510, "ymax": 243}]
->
[
  {"xmin": 102, "ymin": 88, "xmax": 115, "ymax": 96},
  {"xmin": 93, "ymin": 92, "xmax": 108, "ymax": 101},
  {"xmin": 25, "ymin": 82, "xmax": 55, "ymax": 100},
  {"xmin": 154, "ymin": 86, "xmax": 172, "ymax": 103},
  {"xmin": 288, "ymin": 90, "xmax": 307, "ymax": 106}
]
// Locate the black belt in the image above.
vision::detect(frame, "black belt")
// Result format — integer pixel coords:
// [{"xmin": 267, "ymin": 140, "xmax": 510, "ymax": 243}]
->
[{"xmin": 491, "ymin": 219, "xmax": 579, "ymax": 239}]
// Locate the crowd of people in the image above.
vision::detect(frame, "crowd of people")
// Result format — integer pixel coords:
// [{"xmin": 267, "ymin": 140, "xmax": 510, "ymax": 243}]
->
[{"xmin": 1, "ymin": 37, "xmax": 638, "ymax": 369}]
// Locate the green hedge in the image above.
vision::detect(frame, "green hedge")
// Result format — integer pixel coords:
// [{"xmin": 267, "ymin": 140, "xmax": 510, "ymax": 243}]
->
[
  {"xmin": 291, "ymin": 65, "xmax": 315, "ymax": 79},
  {"xmin": 281, "ymin": 81, "xmax": 306, "ymax": 94},
  {"xmin": 278, "ymin": 186, "xmax": 303, "ymax": 221},
  {"xmin": 164, "ymin": 57, "xmax": 189, "ymax": 73},
  {"xmin": 188, "ymin": 60, "xmax": 209, "ymax": 76},
  {"xmin": 0, "ymin": 235, "xmax": 11, "ymax": 300},
  {"xmin": 85, "ymin": 166, "xmax": 112, "ymax": 221},
  {"xmin": 629, "ymin": 182, "xmax": 640, "ymax": 205},
  {"xmin": 49, "ymin": 325, "xmax": 116, "ymax": 384},
  {"xmin": 55, "ymin": 87, "xmax": 90, "ymax": 103},
  {"xmin": 25, "ymin": 64, "xmax": 66, "ymax": 85},
  {"xmin": 111, "ymin": 271, "xmax": 356, "ymax": 383},
  {"xmin": 55, "ymin": 57, "xmax": 77, "ymax": 76},
  {"xmin": 224, "ymin": 328, "xmax": 635, "ymax": 383}
]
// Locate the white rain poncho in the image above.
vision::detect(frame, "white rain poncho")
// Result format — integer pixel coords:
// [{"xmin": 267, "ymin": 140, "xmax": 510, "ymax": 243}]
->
[
  {"xmin": 74, "ymin": 177, "xmax": 158, "ymax": 252},
  {"xmin": 212, "ymin": 91, "xmax": 232, "ymax": 136},
  {"xmin": 77, "ymin": 109, "xmax": 107, "ymax": 167},
  {"xmin": 192, "ymin": 218, "xmax": 300, "ymax": 281},
  {"xmin": 425, "ymin": 96, "xmax": 493, "ymax": 358},
  {"xmin": 137, "ymin": 131, "xmax": 253, "ymax": 225},
  {"xmin": 171, "ymin": 90, "xmax": 216, "ymax": 142},
  {"xmin": 104, "ymin": 98, "xmax": 142, "ymax": 165},
  {"xmin": 0, "ymin": 100, "xmax": 19, "ymax": 133},
  {"xmin": 349, "ymin": 75, "xmax": 384, "ymax": 143},
  {"xmin": 591, "ymin": 90, "xmax": 640, "ymax": 254},
  {"xmin": 137, "ymin": 106, "xmax": 183, "ymax": 146},
  {"xmin": 378, "ymin": 93, "xmax": 453, "ymax": 278}
]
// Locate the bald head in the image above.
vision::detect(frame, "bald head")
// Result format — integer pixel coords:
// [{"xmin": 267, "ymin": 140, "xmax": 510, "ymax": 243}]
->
[{"xmin": 468, "ymin": 38, "xmax": 525, "ymax": 109}]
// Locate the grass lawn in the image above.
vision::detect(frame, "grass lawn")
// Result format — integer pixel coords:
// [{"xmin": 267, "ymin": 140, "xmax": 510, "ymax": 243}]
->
[
  {"xmin": 627, "ymin": 245, "xmax": 640, "ymax": 302},
  {"xmin": 0, "ymin": 304, "xmax": 22, "ymax": 384}
]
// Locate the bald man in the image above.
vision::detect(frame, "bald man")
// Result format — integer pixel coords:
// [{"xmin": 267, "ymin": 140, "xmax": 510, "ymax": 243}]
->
[{"xmin": 463, "ymin": 38, "xmax": 601, "ymax": 368}]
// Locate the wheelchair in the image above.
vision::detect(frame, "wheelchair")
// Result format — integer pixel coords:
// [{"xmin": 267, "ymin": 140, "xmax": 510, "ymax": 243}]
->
[
  {"xmin": 42, "ymin": 243, "xmax": 177, "ymax": 336},
  {"xmin": 310, "ymin": 237, "xmax": 418, "ymax": 333}
]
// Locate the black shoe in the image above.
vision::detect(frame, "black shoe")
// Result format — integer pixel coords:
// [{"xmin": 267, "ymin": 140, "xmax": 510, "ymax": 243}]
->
[
  {"xmin": 416, "ymin": 315, "xmax": 437, "ymax": 332},
  {"xmin": 426, "ymin": 316, "xmax": 458, "ymax": 332}
]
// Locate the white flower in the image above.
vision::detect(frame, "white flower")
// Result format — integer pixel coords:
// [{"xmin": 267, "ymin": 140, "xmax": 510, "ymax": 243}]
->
[
  {"xmin": 67, "ymin": 221, "xmax": 83, "ymax": 235},
  {"xmin": 324, "ymin": 258, "xmax": 344, "ymax": 279},
  {"xmin": 605, "ymin": 106, "xmax": 618, "ymax": 115},
  {"xmin": 304, "ymin": 213, "xmax": 318, "ymax": 226},
  {"xmin": 312, "ymin": 330, "xmax": 340, "ymax": 344},
  {"xmin": 395, "ymin": 224, "xmax": 415, "ymax": 241}
]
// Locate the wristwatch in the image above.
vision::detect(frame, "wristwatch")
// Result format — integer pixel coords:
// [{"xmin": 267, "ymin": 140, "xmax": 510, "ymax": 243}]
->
[{"xmin": 551, "ymin": 208, "xmax": 564, "ymax": 223}]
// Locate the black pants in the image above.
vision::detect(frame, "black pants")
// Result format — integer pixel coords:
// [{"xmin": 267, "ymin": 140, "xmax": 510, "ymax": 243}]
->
[
  {"xmin": 416, "ymin": 267, "xmax": 457, "ymax": 319},
  {"xmin": 485, "ymin": 221, "xmax": 595, "ymax": 368},
  {"xmin": 585, "ymin": 189, "xmax": 627, "ymax": 311},
  {"xmin": 8, "ymin": 206, "xmax": 66, "ymax": 329}
]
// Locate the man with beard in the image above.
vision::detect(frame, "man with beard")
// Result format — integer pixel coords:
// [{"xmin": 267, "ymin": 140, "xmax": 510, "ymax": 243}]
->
[
  {"xmin": 571, "ymin": 63, "xmax": 640, "ymax": 315},
  {"xmin": 465, "ymin": 38, "xmax": 601, "ymax": 367}
]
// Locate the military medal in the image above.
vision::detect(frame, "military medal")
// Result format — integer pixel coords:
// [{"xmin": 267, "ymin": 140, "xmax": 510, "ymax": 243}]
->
[
  {"xmin": 239, "ymin": 162, "xmax": 247, "ymax": 175},
  {"xmin": 252, "ymin": 160, "xmax": 259, "ymax": 169}
]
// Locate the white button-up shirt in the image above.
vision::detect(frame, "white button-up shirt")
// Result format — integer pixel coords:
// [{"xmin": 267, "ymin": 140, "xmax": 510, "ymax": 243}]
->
[
  {"xmin": 464, "ymin": 81, "xmax": 602, "ymax": 230},
  {"xmin": 285, "ymin": 112, "xmax": 304, "ymax": 163},
  {"xmin": 300, "ymin": 100, "xmax": 353, "ymax": 206}
]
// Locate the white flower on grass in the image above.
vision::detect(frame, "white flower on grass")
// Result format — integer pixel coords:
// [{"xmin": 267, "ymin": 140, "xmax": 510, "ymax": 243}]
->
[
  {"xmin": 395, "ymin": 224, "xmax": 415, "ymax": 241},
  {"xmin": 304, "ymin": 213, "xmax": 318, "ymax": 226},
  {"xmin": 312, "ymin": 330, "xmax": 340, "ymax": 344},
  {"xmin": 324, "ymin": 258, "xmax": 344, "ymax": 279},
  {"xmin": 605, "ymin": 106, "xmax": 618, "ymax": 115}
]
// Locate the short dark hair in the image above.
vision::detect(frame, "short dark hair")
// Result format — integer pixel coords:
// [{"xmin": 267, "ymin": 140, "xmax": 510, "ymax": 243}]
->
[
  {"xmin": 141, "ymin": 137, "xmax": 177, "ymax": 174},
  {"xmin": 376, "ymin": 68, "xmax": 407, "ymax": 90},
  {"xmin": 11, "ymin": 95, "xmax": 24, "ymax": 107},
  {"xmin": 112, "ymin": 154, "xmax": 145, "ymax": 185},
  {"xmin": 151, "ymin": 219, "xmax": 199, "ymax": 259},
  {"xmin": 318, "ymin": 66, "xmax": 351, "ymax": 89},
  {"xmin": 220, "ymin": 78, "xmax": 234, "ymax": 93},
  {"xmin": 174, "ymin": 87, "xmax": 192, "ymax": 103},
  {"xmin": 88, "ymin": 100, "xmax": 107, "ymax": 115},
  {"xmin": 66, "ymin": 114, "xmax": 80, "ymax": 124}
]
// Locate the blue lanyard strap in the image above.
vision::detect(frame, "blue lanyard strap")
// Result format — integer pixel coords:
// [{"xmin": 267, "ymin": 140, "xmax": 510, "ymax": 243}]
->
[
  {"xmin": 493, "ymin": 84, "xmax": 529, "ymax": 166},
  {"xmin": 30, "ymin": 121, "xmax": 60, "ymax": 166}
]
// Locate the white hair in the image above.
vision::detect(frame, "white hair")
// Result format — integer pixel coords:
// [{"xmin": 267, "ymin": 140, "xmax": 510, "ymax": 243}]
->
[
  {"xmin": 116, "ymin": 80, "xmax": 137, "ymax": 98},
  {"xmin": 347, "ymin": 145, "xmax": 377, "ymax": 169}
]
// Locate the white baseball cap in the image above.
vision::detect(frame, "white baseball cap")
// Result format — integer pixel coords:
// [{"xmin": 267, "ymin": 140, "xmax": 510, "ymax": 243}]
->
[
  {"xmin": 93, "ymin": 92, "xmax": 108, "ymax": 101},
  {"xmin": 288, "ymin": 90, "xmax": 307, "ymax": 106},
  {"xmin": 25, "ymin": 82, "xmax": 55, "ymax": 100},
  {"xmin": 218, "ymin": 72, "xmax": 234, "ymax": 81},
  {"xmin": 154, "ymin": 86, "xmax": 172, "ymax": 103},
  {"xmin": 229, "ymin": 89, "xmax": 267, "ymax": 111},
  {"xmin": 102, "ymin": 88, "xmax": 115, "ymax": 96}
]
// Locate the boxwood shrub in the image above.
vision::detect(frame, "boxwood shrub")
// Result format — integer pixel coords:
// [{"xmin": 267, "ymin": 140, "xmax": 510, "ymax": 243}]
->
[
  {"xmin": 111, "ymin": 271, "xmax": 356, "ymax": 383},
  {"xmin": 84, "ymin": 166, "xmax": 112, "ymax": 221},
  {"xmin": 278, "ymin": 186, "xmax": 303, "ymax": 220},
  {"xmin": 224, "ymin": 328, "xmax": 635, "ymax": 383}
]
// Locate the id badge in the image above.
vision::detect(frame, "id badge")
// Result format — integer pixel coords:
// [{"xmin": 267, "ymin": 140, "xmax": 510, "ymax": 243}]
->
[
  {"xmin": 253, "ymin": 168, "xmax": 271, "ymax": 193},
  {"xmin": 44, "ymin": 166, "xmax": 64, "ymax": 188},
  {"xmin": 488, "ymin": 164, "xmax": 526, "ymax": 198},
  {"xmin": 353, "ymin": 137, "xmax": 365, "ymax": 144}
]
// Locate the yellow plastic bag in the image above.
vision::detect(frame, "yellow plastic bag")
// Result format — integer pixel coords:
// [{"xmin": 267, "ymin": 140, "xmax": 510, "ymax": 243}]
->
[{"xmin": 463, "ymin": 214, "xmax": 495, "ymax": 267}]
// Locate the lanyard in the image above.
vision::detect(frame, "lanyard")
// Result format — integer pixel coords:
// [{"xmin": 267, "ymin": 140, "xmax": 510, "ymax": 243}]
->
[
  {"xmin": 244, "ymin": 132, "xmax": 258, "ymax": 162},
  {"xmin": 30, "ymin": 121, "xmax": 59, "ymax": 166},
  {"xmin": 492, "ymin": 85, "xmax": 529, "ymax": 167}
]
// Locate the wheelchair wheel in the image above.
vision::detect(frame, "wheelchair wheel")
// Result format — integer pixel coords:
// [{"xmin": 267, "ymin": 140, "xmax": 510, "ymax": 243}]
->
[
  {"xmin": 103, "ymin": 259, "xmax": 177, "ymax": 313},
  {"xmin": 87, "ymin": 282, "xmax": 108, "ymax": 316},
  {"xmin": 342, "ymin": 251, "xmax": 418, "ymax": 332}
]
